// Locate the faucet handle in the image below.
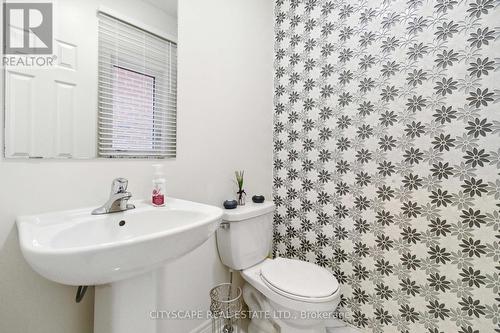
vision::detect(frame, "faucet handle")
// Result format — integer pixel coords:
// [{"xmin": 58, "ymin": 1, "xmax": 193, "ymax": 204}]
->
[{"xmin": 110, "ymin": 178, "xmax": 128, "ymax": 195}]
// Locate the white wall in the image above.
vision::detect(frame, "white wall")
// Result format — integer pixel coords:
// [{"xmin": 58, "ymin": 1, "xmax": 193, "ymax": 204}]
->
[{"xmin": 0, "ymin": 0, "xmax": 273, "ymax": 332}]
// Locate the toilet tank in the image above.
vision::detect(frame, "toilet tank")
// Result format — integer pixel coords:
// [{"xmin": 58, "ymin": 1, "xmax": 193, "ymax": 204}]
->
[{"xmin": 216, "ymin": 201, "xmax": 275, "ymax": 270}]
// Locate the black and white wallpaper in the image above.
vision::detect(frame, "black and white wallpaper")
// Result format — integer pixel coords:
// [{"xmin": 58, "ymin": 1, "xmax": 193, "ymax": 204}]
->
[{"xmin": 272, "ymin": 0, "xmax": 500, "ymax": 332}]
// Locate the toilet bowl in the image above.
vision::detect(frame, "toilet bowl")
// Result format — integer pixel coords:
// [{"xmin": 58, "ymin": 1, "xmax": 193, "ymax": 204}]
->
[
  {"xmin": 216, "ymin": 202, "xmax": 341, "ymax": 332},
  {"xmin": 242, "ymin": 258, "xmax": 340, "ymax": 333}
]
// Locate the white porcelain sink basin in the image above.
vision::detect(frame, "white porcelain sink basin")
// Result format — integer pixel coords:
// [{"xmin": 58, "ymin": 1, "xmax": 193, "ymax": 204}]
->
[{"xmin": 17, "ymin": 198, "xmax": 223, "ymax": 286}]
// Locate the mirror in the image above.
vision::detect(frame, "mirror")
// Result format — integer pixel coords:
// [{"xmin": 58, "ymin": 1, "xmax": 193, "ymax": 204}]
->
[{"xmin": 3, "ymin": 0, "xmax": 177, "ymax": 159}]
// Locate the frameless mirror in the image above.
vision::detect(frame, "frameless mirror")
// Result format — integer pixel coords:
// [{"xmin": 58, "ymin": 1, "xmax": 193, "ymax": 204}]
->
[{"xmin": 3, "ymin": 0, "xmax": 177, "ymax": 159}]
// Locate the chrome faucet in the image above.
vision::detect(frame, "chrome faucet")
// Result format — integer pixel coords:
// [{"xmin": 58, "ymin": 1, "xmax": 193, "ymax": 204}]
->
[{"xmin": 92, "ymin": 178, "xmax": 136, "ymax": 215}]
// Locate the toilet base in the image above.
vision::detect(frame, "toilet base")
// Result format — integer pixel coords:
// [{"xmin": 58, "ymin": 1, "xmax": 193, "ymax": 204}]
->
[
  {"xmin": 244, "ymin": 283, "xmax": 278, "ymax": 333},
  {"xmin": 243, "ymin": 283, "xmax": 328, "ymax": 333}
]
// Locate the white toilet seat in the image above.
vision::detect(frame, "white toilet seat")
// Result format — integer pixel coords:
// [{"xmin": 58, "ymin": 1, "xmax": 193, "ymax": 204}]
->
[
  {"xmin": 260, "ymin": 257, "xmax": 339, "ymax": 303},
  {"xmin": 242, "ymin": 258, "xmax": 340, "ymax": 314}
]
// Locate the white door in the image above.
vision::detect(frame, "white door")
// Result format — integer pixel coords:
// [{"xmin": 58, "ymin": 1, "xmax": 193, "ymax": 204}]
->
[{"xmin": 4, "ymin": 0, "xmax": 97, "ymax": 158}]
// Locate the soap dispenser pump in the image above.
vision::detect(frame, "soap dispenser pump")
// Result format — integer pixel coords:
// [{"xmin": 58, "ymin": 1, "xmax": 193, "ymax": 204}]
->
[{"xmin": 152, "ymin": 164, "xmax": 166, "ymax": 206}]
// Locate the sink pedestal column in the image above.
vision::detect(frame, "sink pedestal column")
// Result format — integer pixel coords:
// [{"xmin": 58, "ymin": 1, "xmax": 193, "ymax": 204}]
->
[{"xmin": 94, "ymin": 271, "xmax": 158, "ymax": 333}]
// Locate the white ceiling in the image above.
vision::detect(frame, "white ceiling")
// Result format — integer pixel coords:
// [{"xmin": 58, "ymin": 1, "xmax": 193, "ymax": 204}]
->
[{"xmin": 143, "ymin": 0, "xmax": 177, "ymax": 17}]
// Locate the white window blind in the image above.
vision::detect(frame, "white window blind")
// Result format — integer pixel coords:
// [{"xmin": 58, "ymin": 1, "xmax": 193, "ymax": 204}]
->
[{"xmin": 98, "ymin": 12, "xmax": 177, "ymax": 158}]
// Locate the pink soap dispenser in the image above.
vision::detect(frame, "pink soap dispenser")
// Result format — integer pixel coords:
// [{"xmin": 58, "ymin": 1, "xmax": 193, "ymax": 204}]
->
[{"xmin": 152, "ymin": 164, "xmax": 166, "ymax": 206}]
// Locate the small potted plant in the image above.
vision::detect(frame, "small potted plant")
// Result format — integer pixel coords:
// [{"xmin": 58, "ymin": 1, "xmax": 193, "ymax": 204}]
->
[{"xmin": 235, "ymin": 170, "xmax": 246, "ymax": 206}]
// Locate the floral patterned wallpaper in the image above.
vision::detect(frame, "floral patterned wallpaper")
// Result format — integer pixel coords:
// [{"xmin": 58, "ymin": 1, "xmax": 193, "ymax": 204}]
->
[{"xmin": 272, "ymin": 0, "xmax": 500, "ymax": 332}]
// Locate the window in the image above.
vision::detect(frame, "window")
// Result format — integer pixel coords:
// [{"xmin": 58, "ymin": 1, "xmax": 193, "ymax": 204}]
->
[
  {"xmin": 97, "ymin": 12, "xmax": 177, "ymax": 158},
  {"xmin": 111, "ymin": 66, "xmax": 155, "ymax": 151}
]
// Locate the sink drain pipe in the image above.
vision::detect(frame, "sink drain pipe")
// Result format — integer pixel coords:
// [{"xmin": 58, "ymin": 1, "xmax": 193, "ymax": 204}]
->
[{"xmin": 75, "ymin": 285, "xmax": 88, "ymax": 303}]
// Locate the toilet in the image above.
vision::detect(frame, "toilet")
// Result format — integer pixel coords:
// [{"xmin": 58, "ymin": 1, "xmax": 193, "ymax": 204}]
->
[{"xmin": 216, "ymin": 201, "xmax": 340, "ymax": 333}]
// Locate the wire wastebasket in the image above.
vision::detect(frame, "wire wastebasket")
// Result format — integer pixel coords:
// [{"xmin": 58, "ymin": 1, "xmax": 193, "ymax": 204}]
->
[{"xmin": 210, "ymin": 283, "xmax": 242, "ymax": 333}]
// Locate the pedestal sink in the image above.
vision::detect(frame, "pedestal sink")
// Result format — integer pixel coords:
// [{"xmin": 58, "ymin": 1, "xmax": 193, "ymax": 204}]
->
[{"xmin": 16, "ymin": 198, "xmax": 223, "ymax": 333}]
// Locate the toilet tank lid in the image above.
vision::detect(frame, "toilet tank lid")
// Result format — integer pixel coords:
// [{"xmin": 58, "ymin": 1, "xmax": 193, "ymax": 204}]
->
[{"xmin": 222, "ymin": 201, "xmax": 275, "ymax": 222}]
